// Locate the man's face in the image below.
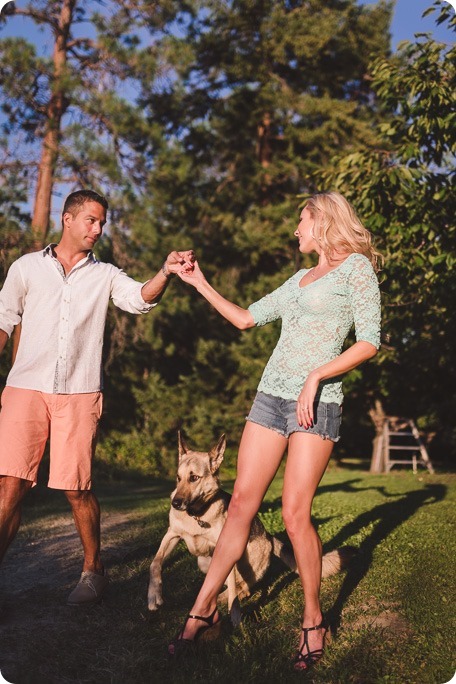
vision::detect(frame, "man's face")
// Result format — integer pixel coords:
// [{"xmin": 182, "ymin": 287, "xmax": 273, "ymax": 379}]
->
[{"xmin": 62, "ymin": 201, "xmax": 107, "ymax": 251}]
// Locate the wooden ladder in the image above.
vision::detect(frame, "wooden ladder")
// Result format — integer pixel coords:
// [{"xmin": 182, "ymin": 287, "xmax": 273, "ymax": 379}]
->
[{"xmin": 381, "ymin": 416, "xmax": 434, "ymax": 474}]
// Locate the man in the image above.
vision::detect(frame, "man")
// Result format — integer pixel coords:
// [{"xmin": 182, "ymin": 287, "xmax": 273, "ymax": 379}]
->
[{"xmin": 0, "ymin": 189, "xmax": 194, "ymax": 605}]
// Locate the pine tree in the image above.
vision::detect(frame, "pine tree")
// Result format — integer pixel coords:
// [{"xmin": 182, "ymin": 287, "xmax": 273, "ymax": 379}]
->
[
  {"xmin": 122, "ymin": 0, "xmax": 394, "ymax": 468},
  {"xmin": 0, "ymin": 0, "xmax": 182, "ymax": 246}
]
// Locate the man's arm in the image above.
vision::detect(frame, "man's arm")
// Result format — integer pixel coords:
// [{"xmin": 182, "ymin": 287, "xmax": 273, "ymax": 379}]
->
[
  {"xmin": 141, "ymin": 250, "xmax": 195, "ymax": 304},
  {"xmin": 0, "ymin": 329, "xmax": 9, "ymax": 356}
]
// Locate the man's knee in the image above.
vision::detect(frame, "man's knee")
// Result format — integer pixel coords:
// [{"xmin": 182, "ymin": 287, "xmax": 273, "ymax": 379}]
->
[
  {"xmin": 65, "ymin": 489, "xmax": 98, "ymax": 508},
  {"xmin": 0, "ymin": 476, "xmax": 33, "ymax": 511}
]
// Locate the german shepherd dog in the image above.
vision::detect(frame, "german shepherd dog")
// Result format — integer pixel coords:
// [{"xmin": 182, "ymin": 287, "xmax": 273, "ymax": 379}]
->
[{"xmin": 147, "ymin": 433, "xmax": 351, "ymax": 618}]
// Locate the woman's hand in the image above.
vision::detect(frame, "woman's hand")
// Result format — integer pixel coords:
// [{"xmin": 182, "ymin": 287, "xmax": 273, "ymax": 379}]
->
[
  {"xmin": 176, "ymin": 259, "xmax": 206, "ymax": 288},
  {"xmin": 165, "ymin": 249, "xmax": 196, "ymax": 276},
  {"xmin": 296, "ymin": 371, "xmax": 320, "ymax": 428}
]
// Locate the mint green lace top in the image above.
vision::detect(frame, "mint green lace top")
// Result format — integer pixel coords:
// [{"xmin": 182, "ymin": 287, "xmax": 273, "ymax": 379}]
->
[{"xmin": 248, "ymin": 253, "xmax": 381, "ymax": 404}]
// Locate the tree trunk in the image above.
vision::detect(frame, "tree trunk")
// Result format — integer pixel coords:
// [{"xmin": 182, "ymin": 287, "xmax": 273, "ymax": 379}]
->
[
  {"xmin": 257, "ymin": 112, "xmax": 273, "ymax": 203},
  {"xmin": 14, "ymin": 0, "xmax": 76, "ymax": 362},
  {"xmin": 31, "ymin": 0, "xmax": 75, "ymax": 249},
  {"xmin": 369, "ymin": 399, "xmax": 386, "ymax": 473}
]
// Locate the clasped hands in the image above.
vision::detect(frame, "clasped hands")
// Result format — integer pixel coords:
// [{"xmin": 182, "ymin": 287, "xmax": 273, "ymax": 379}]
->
[
  {"xmin": 164, "ymin": 250, "xmax": 196, "ymax": 277},
  {"xmin": 164, "ymin": 250, "xmax": 206, "ymax": 289}
]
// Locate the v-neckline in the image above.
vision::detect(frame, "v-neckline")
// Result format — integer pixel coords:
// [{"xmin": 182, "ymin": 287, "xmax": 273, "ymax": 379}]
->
[{"xmin": 298, "ymin": 253, "xmax": 355, "ymax": 289}]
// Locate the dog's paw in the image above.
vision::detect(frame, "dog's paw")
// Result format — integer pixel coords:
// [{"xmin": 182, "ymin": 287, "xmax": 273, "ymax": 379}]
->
[
  {"xmin": 229, "ymin": 597, "xmax": 242, "ymax": 627},
  {"xmin": 147, "ymin": 593, "xmax": 164, "ymax": 611}
]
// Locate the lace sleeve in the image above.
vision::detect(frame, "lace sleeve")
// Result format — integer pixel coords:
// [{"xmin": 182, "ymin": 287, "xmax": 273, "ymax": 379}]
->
[
  {"xmin": 248, "ymin": 278, "xmax": 293, "ymax": 327},
  {"xmin": 348, "ymin": 256, "xmax": 381, "ymax": 349}
]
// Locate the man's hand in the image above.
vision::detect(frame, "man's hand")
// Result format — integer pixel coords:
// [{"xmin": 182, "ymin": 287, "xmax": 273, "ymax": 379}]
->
[
  {"xmin": 141, "ymin": 249, "xmax": 196, "ymax": 303},
  {"xmin": 165, "ymin": 250, "xmax": 196, "ymax": 276}
]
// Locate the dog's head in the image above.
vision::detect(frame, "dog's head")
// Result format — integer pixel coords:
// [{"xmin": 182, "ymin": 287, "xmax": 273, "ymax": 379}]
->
[{"xmin": 171, "ymin": 432, "xmax": 226, "ymax": 516}]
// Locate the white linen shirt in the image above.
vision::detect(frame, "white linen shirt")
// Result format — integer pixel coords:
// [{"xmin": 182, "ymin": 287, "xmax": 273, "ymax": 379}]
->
[{"xmin": 0, "ymin": 246, "xmax": 156, "ymax": 394}]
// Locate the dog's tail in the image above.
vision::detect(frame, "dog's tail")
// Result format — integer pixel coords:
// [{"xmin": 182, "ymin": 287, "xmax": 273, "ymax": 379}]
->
[
  {"xmin": 272, "ymin": 538, "xmax": 356, "ymax": 578},
  {"xmin": 321, "ymin": 546, "xmax": 356, "ymax": 578}
]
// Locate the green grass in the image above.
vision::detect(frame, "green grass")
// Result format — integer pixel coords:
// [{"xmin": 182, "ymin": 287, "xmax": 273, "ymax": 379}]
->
[{"xmin": 0, "ymin": 464, "xmax": 455, "ymax": 684}]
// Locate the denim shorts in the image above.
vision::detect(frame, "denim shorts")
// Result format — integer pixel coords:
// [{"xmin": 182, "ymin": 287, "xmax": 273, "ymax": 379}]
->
[{"xmin": 246, "ymin": 391, "xmax": 342, "ymax": 442}]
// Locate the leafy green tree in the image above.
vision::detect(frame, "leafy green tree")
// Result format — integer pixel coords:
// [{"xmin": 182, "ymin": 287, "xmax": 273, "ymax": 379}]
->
[
  {"xmin": 318, "ymin": 1, "xmax": 455, "ymax": 463},
  {"xmin": 117, "ymin": 0, "xmax": 393, "ymax": 470}
]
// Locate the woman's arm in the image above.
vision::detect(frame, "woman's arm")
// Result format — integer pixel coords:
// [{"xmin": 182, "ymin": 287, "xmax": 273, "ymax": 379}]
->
[
  {"xmin": 297, "ymin": 340, "xmax": 378, "ymax": 428},
  {"xmin": 140, "ymin": 250, "xmax": 196, "ymax": 304},
  {"xmin": 178, "ymin": 261, "xmax": 255, "ymax": 330}
]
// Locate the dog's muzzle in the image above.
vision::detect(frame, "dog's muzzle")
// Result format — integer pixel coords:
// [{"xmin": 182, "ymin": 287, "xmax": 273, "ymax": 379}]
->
[{"xmin": 171, "ymin": 497, "xmax": 186, "ymax": 511}]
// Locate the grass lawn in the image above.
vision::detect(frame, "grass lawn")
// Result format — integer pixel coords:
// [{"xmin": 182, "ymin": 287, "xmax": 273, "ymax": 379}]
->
[{"xmin": 0, "ymin": 462, "xmax": 455, "ymax": 684}]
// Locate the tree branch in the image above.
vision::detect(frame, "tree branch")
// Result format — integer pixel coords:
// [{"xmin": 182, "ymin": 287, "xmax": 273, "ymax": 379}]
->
[
  {"xmin": 66, "ymin": 37, "xmax": 98, "ymax": 50},
  {"xmin": 13, "ymin": 8, "xmax": 59, "ymax": 32}
]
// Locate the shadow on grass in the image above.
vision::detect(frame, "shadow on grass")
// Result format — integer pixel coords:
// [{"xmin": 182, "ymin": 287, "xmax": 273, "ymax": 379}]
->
[
  {"xmin": 244, "ymin": 482, "xmax": 447, "ymax": 631},
  {"xmin": 259, "ymin": 478, "xmax": 403, "ymax": 516},
  {"xmin": 326, "ymin": 482, "xmax": 447, "ymax": 632},
  {"xmin": 15, "ymin": 477, "xmax": 447, "ymax": 642}
]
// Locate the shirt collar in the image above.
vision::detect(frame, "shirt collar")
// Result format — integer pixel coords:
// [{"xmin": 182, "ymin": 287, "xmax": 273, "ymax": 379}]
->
[{"xmin": 43, "ymin": 243, "xmax": 96, "ymax": 263}]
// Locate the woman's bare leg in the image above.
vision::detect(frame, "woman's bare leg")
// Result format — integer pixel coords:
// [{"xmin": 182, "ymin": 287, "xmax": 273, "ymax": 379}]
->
[
  {"xmin": 171, "ymin": 421, "xmax": 287, "ymax": 645},
  {"xmin": 282, "ymin": 432, "xmax": 333, "ymax": 666}
]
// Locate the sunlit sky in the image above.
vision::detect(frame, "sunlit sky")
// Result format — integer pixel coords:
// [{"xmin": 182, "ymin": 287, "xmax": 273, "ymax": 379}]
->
[
  {"xmin": 363, "ymin": 0, "xmax": 454, "ymax": 48},
  {"xmin": 1, "ymin": 0, "xmax": 454, "ymax": 48}
]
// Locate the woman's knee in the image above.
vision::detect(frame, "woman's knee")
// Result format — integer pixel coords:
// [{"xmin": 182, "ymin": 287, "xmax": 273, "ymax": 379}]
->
[
  {"xmin": 282, "ymin": 503, "xmax": 313, "ymax": 541},
  {"xmin": 226, "ymin": 487, "xmax": 257, "ymax": 525}
]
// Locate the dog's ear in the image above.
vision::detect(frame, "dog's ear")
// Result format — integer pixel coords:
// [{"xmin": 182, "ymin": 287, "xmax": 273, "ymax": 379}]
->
[
  {"xmin": 209, "ymin": 433, "xmax": 226, "ymax": 474},
  {"xmin": 178, "ymin": 431, "xmax": 189, "ymax": 462}
]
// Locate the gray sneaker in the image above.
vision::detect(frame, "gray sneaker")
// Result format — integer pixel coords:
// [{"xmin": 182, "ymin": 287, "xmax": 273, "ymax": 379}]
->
[{"xmin": 67, "ymin": 571, "xmax": 109, "ymax": 605}]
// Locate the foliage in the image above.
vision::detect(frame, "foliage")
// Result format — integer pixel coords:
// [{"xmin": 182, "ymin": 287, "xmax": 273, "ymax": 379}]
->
[
  {"xmin": 98, "ymin": 0, "xmax": 392, "ymax": 463},
  {"xmin": 0, "ymin": 0, "xmax": 187, "ymax": 242},
  {"xmin": 1, "ymin": 467, "xmax": 455, "ymax": 682},
  {"xmin": 317, "ymin": 1, "xmax": 456, "ymax": 461},
  {"xmin": 2, "ymin": 1, "xmax": 455, "ymax": 468}
]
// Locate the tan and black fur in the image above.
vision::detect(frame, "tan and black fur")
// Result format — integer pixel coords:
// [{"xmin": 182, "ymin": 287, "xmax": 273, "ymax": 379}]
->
[{"xmin": 148, "ymin": 433, "xmax": 351, "ymax": 615}]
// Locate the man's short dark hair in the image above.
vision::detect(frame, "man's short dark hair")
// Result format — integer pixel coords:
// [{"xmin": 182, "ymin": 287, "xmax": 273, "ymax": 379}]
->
[{"xmin": 62, "ymin": 190, "xmax": 109, "ymax": 228}]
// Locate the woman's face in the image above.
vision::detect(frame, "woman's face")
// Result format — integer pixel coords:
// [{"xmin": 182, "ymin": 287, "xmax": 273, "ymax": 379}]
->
[{"xmin": 294, "ymin": 206, "xmax": 317, "ymax": 253}]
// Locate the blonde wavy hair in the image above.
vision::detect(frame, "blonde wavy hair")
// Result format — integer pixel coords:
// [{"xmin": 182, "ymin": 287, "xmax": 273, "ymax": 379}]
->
[{"xmin": 306, "ymin": 191, "xmax": 383, "ymax": 272}]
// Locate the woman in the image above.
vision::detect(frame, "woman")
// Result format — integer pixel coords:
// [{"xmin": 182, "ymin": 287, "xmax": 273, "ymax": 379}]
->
[{"xmin": 170, "ymin": 191, "xmax": 382, "ymax": 671}]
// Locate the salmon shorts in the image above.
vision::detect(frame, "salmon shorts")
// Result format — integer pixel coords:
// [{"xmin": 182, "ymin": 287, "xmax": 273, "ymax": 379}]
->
[{"xmin": 0, "ymin": 387, "xmax": 103, "ymax": 490}]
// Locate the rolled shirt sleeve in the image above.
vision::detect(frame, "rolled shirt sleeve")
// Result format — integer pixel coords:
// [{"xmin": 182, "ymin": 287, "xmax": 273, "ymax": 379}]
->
[
  {"xmin": 1, "ymin": 250, "xmax": 157, "ymax": 394},
  {"xmin": 110, "ymin": 269, "xmax": 156, "ymax": 314},
  {"xmin": 0, "ymin": 260, "xmax": 26, "ymax": 337}
]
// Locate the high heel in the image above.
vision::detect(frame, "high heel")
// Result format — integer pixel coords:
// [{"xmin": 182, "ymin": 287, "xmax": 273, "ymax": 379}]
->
[
  {"xmin": 293, "ymin": 614, "xmax": 330, "ymax": 672},
  {"xmin": 168, "ymin": 606, "xmax": 221, "ymax": 656}
]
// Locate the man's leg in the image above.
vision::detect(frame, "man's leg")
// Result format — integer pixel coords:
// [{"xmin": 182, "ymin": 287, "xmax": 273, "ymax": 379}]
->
[
  {"xmin": 65, "ymin": 490, "xmax": 103, "ymax": 575},
  {"xmin": 0, "ymin": 476, "xmax": 33, "ymax": 564},
  {"xmin": 47, "ymin": 392, "xmax": 107, "ymax": 605},
  {"xmin": 65, "ymin": 489, "xmax": 108, "ymax": 605},
  {"xmin": 0, "ymin": 388, "xmax": 50, "ymax": 565}
]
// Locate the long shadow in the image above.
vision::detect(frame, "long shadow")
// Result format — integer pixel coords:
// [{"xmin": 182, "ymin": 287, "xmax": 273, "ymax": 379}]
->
[
  {"xmin": 326, "ymin": 483, "xmax": 447, "ymax": 632},
  {"xmin": 237, "ymin": 483, "xmax": 447, "ymax": 628},
  {"xmin": 258, "ymin": 479, "xmax": 402, "ymax": 516}
]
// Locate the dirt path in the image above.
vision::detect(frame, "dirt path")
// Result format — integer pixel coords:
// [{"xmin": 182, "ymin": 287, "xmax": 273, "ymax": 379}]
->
[{"xmin": 0, "ymin": 509, "xmax": 140, "ymax": 683}]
